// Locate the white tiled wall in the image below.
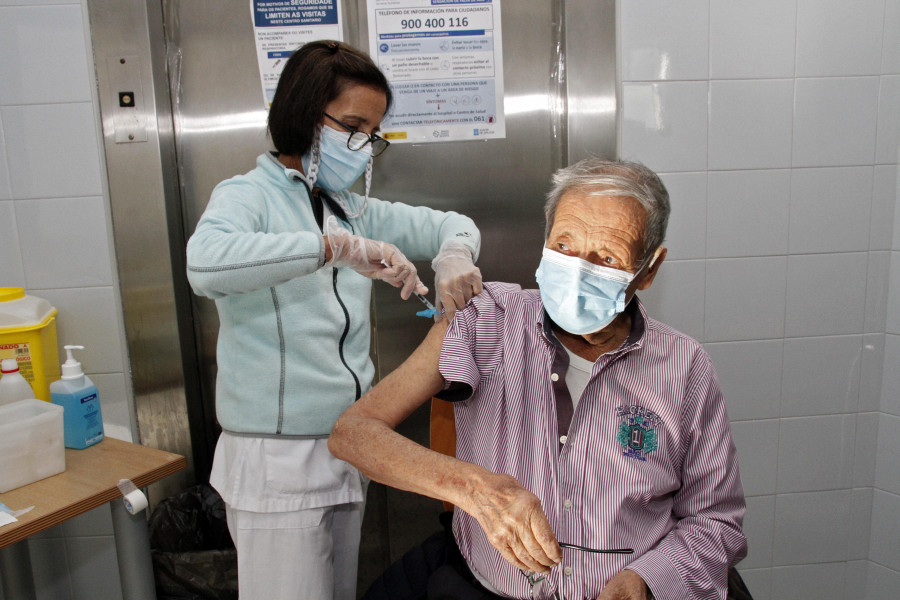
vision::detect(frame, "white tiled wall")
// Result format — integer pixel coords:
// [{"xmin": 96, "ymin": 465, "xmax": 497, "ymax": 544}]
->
[
  {"xmin": 0, "ymin": 0, "xmax": 132, "ymax": 598},
  {"xmin": 1, "ymin": 0, "xmax": 898, "ymax": 598},
  {"xmin": 624, "ymin": 2, "xmax": 900, "ymax": 600}
]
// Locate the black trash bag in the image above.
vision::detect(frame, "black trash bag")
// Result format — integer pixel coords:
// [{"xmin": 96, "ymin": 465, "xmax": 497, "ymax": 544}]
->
[{"xmin": 148, "ymin": 483, "xmax": 238, "ymax": 600}]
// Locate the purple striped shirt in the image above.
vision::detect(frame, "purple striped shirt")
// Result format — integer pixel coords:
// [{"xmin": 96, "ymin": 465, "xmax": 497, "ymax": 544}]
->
[{"xmin": 438, "ymin": 282, "xmax": 747, "ymax": 600}]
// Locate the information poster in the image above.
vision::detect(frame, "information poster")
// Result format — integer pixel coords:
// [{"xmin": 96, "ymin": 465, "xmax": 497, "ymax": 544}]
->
[
  {"xmin": 251, "ymin": 0, "xmax": 344, "ymax": 105},
  {"xmin": 367, "ymin": 0, "xmax": 505, "ymax": 144}
]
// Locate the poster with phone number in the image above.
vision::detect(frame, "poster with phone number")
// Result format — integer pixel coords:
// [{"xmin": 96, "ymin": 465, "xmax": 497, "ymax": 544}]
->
[
  {"xmin": 250, "ymin": 0, "xmax": 344, "ymax": 106},
  {"xmin": 367, "ymin": 0, "xmax": 505, "ymax": 144}
]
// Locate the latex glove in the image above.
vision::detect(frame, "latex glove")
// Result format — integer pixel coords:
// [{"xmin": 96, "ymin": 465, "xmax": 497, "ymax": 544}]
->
[
  {"xmin": 324, "ymin": 216, "xmax": 427, "ymax": 300},
  {"xmin": 431, "ymin": 239, "xmax": 483, "ymax": 321}
]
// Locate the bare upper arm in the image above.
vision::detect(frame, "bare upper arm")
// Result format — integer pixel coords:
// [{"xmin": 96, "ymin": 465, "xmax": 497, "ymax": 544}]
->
[{"xmin": 345, "ymin": 318, "xmax": 450, "ymax": 429}]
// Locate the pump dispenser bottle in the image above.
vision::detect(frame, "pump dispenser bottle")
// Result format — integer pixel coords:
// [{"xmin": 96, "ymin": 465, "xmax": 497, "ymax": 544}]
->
[
  {"xmin": 50, "ymin": 345, "xmax": 104, "ymax": 449},
  {"xmin": 0, "ymin": 358, "xmax": 36, "ymax": 405}
]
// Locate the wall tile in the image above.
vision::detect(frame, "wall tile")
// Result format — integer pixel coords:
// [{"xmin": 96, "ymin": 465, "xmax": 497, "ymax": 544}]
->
[
  {"xmin": 658, "ymin": 172, "xmax": 706, "ymax": 261},
  {"xmin": 792, "ymin": 77, "xmax": 880, "ymax": 167},
  {"xmin": 731, "ymin": 420, "xmax": 779, "ymax": 497},
  {"xmin": 706, "ymin": 340, "xmax": 783, "ymax": 421},
  {"xmin": 707, "ymin": 170, "xmax": 790, "ymax": 258},
  {"xmin": 0, "ymin": 0, "xmax": 80, "ymax": 6},
  {"xmin": 705, "ymin": 257, "xmax": 787, "ymax": 342},
  {"xmin": 785, "ymin": 253, "xmax": 868, "ymax": 338},
  {"xmin": 889, "ymin": 259, "xmax": 900, "ymax": 333},
  {"xmin": 65, "ymin": 536, "xmax": 123, "ymax": 600},
  {"xmin": 883, "ymin": 335, "xmax": 900, "ymax": 415},
  {"xmin": 0, "ymin": 202, "xmax": 26, "ymax": 286},
  {"xmin": 28, "ymin": 538, "xmax": 73, "ymax": 600},
  {"xmin": 848, "ymin": 488, "xmax": 874, "ymax": 560},
  {"xmin": 638, "ymin": 259, "xmax": 705, "ymax": 342},
  {"xmin": 619, "ymin": 0, "xmax": 709, "ymax": 81},
  {"xmin": 789, "ymin": 167, "xmax": 873, "ymax": 254},
  {"xmin": 876, "ymin": 75, "xmax": 900, "ymax": 165},
  {"xmin": 621, "ymin": 82, "xmax": 709, "ymax": 173},
  {"xmin": 0, "ymin": 118, "xmax": 11, "ymax": 200},
  {"xmin": 15, "ymin": 197, "xmax": 114, "ymax": 289},
  {"xmin": 1, "ymin": 103, "xmax": 102, "ymax": 200},
  {"xmin": 781, "ymin": 335, "xmax": 862, "ymax": 417},
  {"xmin": 853, "ymin": 412, "xmax": 878, "ymax": 487},
  {"xmin": 776, "ymin": 415, "xmax": 855, "ymax": 493},
  {"xmin": 796, "ymin": 0, "xmax": 885, "ymax": 77},
  {"xmin": 709, "ymin": 0, "xmax": 796, "ymax": 79},
  {"xmin": 30, "ymin": 286, "xmax": 125, "ymax": 374},
  {"xmin": 771, "ymin": 562, "xmax": 848, "ymax": 600},
  {"xmin": 872, "ymin": 166, "xmax": 897, "ymax": 252},
  {"xmin": 736, "ymin": 568, "xmax": 772, "ymax": 600},
  {"xmin": 866, "ymin": 562, "xmax": 900, "ymax": 598},
  {"xmin": 865, "ymin": 251, "xmax": 890, "ymax": 333},
  {"xmin": 870, "ymin": 490, "xmax": 900, "ymax": 569},
  {"xmin": 0, "ymin": 5, "xmax": 91, "ymax": 105},
  {"xmin": 860, "ymin": 335, "xmax": 885, "ymax": 413},
  {"xmin": 875, "ymin": 414, "xmax": 900, "ymax": 493},
  {"xmin": 884, "ymin": 0, "xmax": 900, "ymax": 74},
  {"xmin": 773, "ymin": 490, "xmax": 851, "ymax": 564},
  {"xmin": 742, "ymin": 495, "xmax": 775, "ymax": 569},
  {"xmin": 844, "ymin": 560, "xmax": 868, "ymax": 600},
  {"xmin": 709, "ymin": 80, "xmax": 794, "ymax": 171}
]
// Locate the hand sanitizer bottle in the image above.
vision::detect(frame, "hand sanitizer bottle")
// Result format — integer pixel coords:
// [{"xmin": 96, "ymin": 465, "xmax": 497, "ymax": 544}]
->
[
  {"xmin": 0, "ymin": 358, "xmax": 36, "ymax": 405},
  {"xmin": 51, "ymin": 345, "xmax": 104, "ymax": 449}
]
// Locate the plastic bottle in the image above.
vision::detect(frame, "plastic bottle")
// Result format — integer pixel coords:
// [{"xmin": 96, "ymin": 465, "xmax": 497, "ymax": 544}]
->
[
  {"xmin": 50, "ymin": 345, "xmax": 104, "ymax": 449},
  {"xmin": 0, "ymin": 358, "xmax": 37, "ymax": 405}
]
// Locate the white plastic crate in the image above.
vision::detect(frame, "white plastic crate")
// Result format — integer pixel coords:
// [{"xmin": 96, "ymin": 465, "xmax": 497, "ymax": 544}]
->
[{"xmin": 0, "ymin": 399, "xmax": 65, "ymax": 493}]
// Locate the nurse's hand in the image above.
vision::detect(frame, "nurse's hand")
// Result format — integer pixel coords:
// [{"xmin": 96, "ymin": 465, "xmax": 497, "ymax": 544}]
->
[
  {"xmin": 325, "ymin": 216, "xmax": 427, "ymax": 299},
  {"xmin": 432, "ymin": 240, "xmax": 482, "ymax": 321}
]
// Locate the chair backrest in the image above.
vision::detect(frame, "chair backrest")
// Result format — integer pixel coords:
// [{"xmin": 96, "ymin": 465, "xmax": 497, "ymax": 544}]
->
[{"xmin": 429, "ymin": 398, "xmax": 457, "ymax": 511}]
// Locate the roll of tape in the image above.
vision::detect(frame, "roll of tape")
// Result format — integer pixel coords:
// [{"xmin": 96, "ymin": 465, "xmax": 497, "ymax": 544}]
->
[
  {"xmin": 122, "ymin": 489, "xmax": 148, "ymax": 514},
  {"xmin": 117, "ymin": 478, "xmax": 148, "ymax": 514}
]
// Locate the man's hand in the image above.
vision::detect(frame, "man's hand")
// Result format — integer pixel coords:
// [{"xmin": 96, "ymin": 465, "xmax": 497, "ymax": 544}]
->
[
  {"xmin": 597, "ymin": 569, "xmax": 649, "ymax": 600},
  {"xmin": 464, "ymin": 472, "xmax": 561, "ymax": 574}
]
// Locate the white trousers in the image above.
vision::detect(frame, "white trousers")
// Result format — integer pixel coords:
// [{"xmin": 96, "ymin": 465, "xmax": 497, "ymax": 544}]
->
[{"xmin": 225, "ymin": 501, "xmax": 365, "ymax": 600}]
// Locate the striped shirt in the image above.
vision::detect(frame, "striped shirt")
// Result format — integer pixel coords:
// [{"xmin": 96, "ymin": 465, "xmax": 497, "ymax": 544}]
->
[{"xmin": 437, "ymin": 282, "xmax": 746, "ymax": 600}]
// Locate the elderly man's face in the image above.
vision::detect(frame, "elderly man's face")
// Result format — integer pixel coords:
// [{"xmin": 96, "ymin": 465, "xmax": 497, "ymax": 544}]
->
[{"xmin": 545, "ymin": 191, "xmax": 647, "ymax": 274}]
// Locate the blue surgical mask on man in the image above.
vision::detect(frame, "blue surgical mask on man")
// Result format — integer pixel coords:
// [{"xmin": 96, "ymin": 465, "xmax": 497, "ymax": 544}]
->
[
  {"xmin": 535, "ymin": 247, "xmax": 656, "ymax": 335},
  {"xmin": 303, "ymin": 125, "xmax": 372, "ymax": 192}
]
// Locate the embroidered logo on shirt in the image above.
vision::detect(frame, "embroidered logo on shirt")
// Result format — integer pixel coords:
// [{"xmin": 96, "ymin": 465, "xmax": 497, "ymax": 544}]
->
[{"xmin": 615, "ymin": 405, "xmax": 662, "ymax": 461}]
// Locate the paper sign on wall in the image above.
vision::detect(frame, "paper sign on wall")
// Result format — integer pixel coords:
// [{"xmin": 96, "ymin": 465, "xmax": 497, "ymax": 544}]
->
[
  {"xmin": 367, "ymin": 0, "xmax": 505, "ymax": 144},
  {"xmin": 250, "ymin": 0, "xmax": 344, "ymax": 106}
]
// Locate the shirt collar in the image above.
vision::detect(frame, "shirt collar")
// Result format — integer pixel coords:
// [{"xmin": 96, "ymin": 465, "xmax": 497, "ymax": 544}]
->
[
  {"xmin": 538, "ymin": 295, "xmax": 648, "ymax": 355},
  {"xmin": 262, "ymin": 151, "xmax": 313, "ymax": 187}
]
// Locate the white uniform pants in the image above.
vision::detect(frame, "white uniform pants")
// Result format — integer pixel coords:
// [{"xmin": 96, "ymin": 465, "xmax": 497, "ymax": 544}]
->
[{"xmin": 225, "ymin": 501, "xmax": 365, "ymax": 600}]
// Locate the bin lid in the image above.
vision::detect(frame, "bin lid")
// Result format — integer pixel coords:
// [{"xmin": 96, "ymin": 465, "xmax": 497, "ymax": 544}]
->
[{"xmin": 0, "ymin": 287, "xmax": 57, "ymax": 329}]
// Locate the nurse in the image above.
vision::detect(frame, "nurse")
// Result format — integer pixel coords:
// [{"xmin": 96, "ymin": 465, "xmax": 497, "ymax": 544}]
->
[{"xmin": 185, "ymin": 40, "xmax": 482, "ymax": 600}]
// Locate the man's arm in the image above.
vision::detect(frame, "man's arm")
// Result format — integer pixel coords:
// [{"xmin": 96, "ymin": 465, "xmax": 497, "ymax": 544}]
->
[{"xmin": 328, "ymin": 319, "xmax": 561, "ymax": 573}]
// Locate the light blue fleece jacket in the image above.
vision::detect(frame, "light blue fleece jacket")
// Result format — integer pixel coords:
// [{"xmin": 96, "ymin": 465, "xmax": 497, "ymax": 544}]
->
[{"xmin": 186, "ymin": 153, "xmax": 480, "ymax": 436}]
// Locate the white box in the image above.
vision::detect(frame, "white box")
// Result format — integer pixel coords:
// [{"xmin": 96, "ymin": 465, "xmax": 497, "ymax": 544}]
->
[{"xmin": 0, "ymin": 399, "xmax": 66, "ymax": 493}]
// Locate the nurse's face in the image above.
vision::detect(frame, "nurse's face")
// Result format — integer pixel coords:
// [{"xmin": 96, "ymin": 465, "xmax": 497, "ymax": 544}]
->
[{"xmin": 322, "ymin": 84, "xmax": 387, "ymax": 138}]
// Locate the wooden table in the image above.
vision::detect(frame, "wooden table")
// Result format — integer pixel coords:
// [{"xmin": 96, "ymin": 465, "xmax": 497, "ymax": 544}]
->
[{"xmin": 0, "ymin": 437, "xmax": 186, "ymax": 600}]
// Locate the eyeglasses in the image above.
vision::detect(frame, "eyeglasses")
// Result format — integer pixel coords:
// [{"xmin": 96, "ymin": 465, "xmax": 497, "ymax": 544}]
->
[
  {"xmin": 521, "ymin": 543, "xmax": 634, "ymax": 600},
  {"xmin": 323, "ymin": 113, "xmax": 390, "ymax": 157}
]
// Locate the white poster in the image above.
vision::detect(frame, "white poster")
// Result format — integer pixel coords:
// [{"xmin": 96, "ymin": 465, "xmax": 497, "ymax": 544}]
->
[
  {"xmin": 367, "ymin": 0, "xmax": 505, "ymax": 144},
  {"xmin": 250, "ymin": 0, "xmax": 344, "ymax": 106}
]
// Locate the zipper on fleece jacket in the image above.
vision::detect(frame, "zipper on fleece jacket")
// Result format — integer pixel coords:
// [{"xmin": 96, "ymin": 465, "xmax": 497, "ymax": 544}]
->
[{"xmin": 333, "ymin": 268, "xmax": 362, "ymax": 401}]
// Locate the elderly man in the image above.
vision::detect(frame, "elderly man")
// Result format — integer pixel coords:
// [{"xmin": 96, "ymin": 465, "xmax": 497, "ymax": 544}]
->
[{"xmin": 329, "ymin": 158, "xmax": 747, "ymax": 600}]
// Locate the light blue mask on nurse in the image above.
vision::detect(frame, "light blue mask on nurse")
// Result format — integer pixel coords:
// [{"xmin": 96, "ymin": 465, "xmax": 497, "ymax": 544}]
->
[
  {"xmin": 303, "ymin": 124, "xmax": 373, "ymax": 192},
  {"xmin": 535, "ymin": 247, "xmax": 656, "ymax": 335}
]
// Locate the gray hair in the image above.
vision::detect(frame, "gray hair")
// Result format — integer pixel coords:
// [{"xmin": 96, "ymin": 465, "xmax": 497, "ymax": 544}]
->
[{"xmin": 544, "ymin": 157, "xmax": 671, "ymax": 268}]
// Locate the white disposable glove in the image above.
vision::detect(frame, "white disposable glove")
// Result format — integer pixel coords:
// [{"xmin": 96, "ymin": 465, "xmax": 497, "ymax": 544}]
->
[
  {"xmin": 324, "ymin": 216, "xmax": 427, "ymax": 300},
  {"xmin": 432, "ymin": 239, "xmax": 483, "ymax": 321}
]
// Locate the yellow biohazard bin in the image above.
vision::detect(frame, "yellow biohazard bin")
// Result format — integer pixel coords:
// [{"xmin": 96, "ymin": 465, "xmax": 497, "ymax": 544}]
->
[{"xmin": 0, "ymin": 287, "xmax": 60, "ymax": 402}]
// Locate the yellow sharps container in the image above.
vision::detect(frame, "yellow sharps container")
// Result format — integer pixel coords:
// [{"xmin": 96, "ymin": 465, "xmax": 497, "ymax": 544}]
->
[{"xmin": 0, "ymin": 288, "xmax": 60, "ymax": 402}]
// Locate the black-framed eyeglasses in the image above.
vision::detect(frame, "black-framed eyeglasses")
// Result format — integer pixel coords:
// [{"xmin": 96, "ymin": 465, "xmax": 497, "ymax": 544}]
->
[
  {"xmin": 521, "ymin": 543, "xmax": 634, "ymax": 600},
  {"xmin": 323, "ymin": 113, "xmax": 390, "ymax": 157}
]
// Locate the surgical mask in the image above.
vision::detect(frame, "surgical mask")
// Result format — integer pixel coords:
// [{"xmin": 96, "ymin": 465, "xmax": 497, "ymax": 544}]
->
[
  {"xmin": 535, "ymin": 247, "xmax": 655, "ymax": 335},
  {"xmin": 302, "ymin": 125, "xmax": 372, "ymax": 194}
]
